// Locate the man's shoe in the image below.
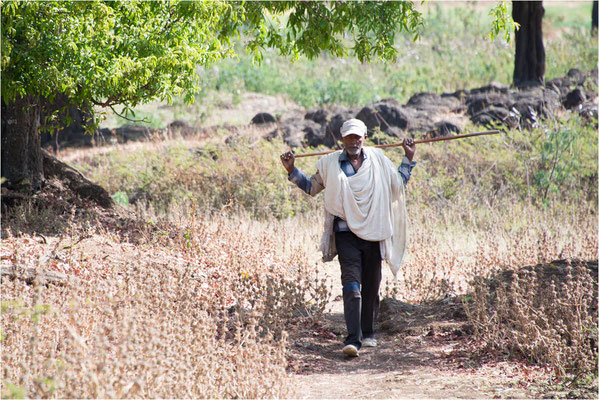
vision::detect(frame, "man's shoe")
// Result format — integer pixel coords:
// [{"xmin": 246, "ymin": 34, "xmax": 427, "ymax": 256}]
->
[
  {"xmin": 362, "ymin": 338, "xmax": 377, "ymax": 347},
  {"xmin": 342, "ymin": 344, "xmax": 359, "ymax": 357}
]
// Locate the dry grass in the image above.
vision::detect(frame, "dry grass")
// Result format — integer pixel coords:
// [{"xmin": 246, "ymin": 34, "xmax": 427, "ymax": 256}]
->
[
  {"xmin": 2, "ymin": 120, "xmax": 597, "ymax": 396},
  {"xmin": 2, "ymin": 188, "xmax": 597, "ymax": 397},
  {"xmin": 1, "ymin": 198, "xmax": 330, "ymax": 398},
  {"xmin": 383, "ymin": 199, "xmax": 597, "ymax": 303},
  {"xmin": 465, "ymin": 261, "xmax": 597, "ymax": 380}
]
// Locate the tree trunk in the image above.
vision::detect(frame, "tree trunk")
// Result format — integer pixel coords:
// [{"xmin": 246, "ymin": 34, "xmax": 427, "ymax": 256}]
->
[
  {"xmin": 593, "ymin": 1, "xmax": 598, "ymax": 34},
  {"xmin": 1, "ymin": 96, "xmax": 114, "ymax": 209},
  {"xmin": 512, "ymin": 1, "xmax": 546, "ymax": 87},
  {"xmin": 1, "ymin": 96, "xmax": 44, "ymax": 190}
]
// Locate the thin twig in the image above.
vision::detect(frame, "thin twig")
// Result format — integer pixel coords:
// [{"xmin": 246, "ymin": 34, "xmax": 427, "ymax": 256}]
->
[{"xmin": 109, "ymin": 105, "xmax": 148, "ymax": 123}]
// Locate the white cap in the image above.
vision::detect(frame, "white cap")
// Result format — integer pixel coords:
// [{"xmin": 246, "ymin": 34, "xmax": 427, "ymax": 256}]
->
[{"xmin": 340, "ymin": 118, "xmax": 367, "ymax": 137}]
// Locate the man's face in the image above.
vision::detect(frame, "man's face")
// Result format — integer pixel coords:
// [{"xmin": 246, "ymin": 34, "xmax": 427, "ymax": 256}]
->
[{"xmin": 341, "ymin": 133, "xmax": 366, "ymax": 156}]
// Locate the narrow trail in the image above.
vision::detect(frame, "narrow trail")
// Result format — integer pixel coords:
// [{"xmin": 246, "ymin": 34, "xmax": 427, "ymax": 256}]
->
[
  {"xmin": 289, "ymin": 306, "xmax": 547, "ymax": 399},
  {"xmin": 286, "ymin": 265, "xmax": 552, "ymax": 400}
]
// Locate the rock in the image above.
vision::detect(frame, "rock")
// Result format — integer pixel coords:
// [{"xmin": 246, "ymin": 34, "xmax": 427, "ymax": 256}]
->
[
  {"xmin": 402, "ymin": 93, "xmax": 460, "ymax": 134},
  {"xmin": 433, "ymin": 121, "xmax": 461, "ymax": 136},
  {"xmin": 94, "ymin": 128, "xmax": 117, "ymax": 146},
  {"xmin": 566, "ymin": 68, "xmax": 585, "ymax": 85},
  {"xmin": 543, "ymin": 87, "xmax": 562, "ymax": 111},
  {"xmin": 266, "ymin": 119, "xmax": 322, "ymax": 148},
  {"xmin": 470, "ymin": 82, "xmax": 510, "ymax": 95},
  {"xmin": 304, "ymin": 109, "xmax": 331, "ymax": 125},
  {"xmin": 379, "ymin": 97, "xmax": 402, "ymax": 106},
  {"xmin": 563, "ymin": 88, "xmax": 586, "ymax": 109},
  {"xmin": 403, "ymin": 108, "xmax": 436, "ymax": 134},
  {"xmin": 442, "ymin": 89, "xmax": 469, "ymax": 100},
  {"xmin": 324, "ymin": 111, "xmax": 355, "ymax": 148},
  {"xmin": 406, "ymin": 92, "xmax": 461, "ymax": 113},
  {"xmin": 356, "ymin": 101, "xmax": 410, "ymax": 136},
  {"xmin": 303, "ymin": 124, "xmax": 328, "ymax": 147},
  {"xmin": 545, "ymin": 77, "xmax": 572, "ymax": 96},
  {"xmin": 114, "ymin": 124, "xmax": 159, "ymax": 143},
  {"xmin": 251, "ymin": 112, "xmax": 276, "ymax": 125},
  {"xmin": 512, "ymin": 88, "xmax": 560, "ymax": 120},
  {"xmin": 167, "ymin": 119, "xmax": 196, "ymax": 137},
  {"xmin": 471, "ymin": 105, "xmax": 509, "ymax": 126},
  {"xmin": 579, "ymin": 102, "xmax": 598, "ymax": 124},
  {"xmin": 465, "ymin": 92, "xmax": 512, "ymax": 115},
  {"xmin": 504, "ymin": 108, "xmax": 523, "ymax": 130}
]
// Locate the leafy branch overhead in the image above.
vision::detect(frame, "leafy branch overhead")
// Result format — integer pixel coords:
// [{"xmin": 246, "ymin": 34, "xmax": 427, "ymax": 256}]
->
[
  {"xmin": 1, "ymin": 1, "xmax": 517, "ymax": 122},
  {"xmin": 488, "ymin": 0, "xmax": 520, "ymax": 42},
  {"xmin": 1, "ymin": 1, "xmax": 423, "ymax": 114}
]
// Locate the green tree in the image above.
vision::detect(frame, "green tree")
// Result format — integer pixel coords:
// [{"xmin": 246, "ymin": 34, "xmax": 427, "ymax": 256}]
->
[{"xmin": 1, "ymin": 0, "xmax": 424, "ymax": 192}]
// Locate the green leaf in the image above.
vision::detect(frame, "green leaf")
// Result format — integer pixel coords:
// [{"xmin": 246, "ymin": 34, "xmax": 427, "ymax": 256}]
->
[{"xmin": 111, "ymin": 191, "xmax": 129, "ymax": 206}]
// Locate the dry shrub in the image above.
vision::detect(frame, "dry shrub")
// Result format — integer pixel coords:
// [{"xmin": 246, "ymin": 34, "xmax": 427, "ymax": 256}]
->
[
  {"xmin": 230, "ymin": 270, "xmax": 331, "ymax": 335},
  {"xmin": 2, "ymin": 272, "xmax": 288, "ymax": 398},
  {"xmin": 1, "ymin": 198, "xmax": 330, "ymax": 398},
  {"xmin": 386, "ymin": 200, "xmax": 598, "ymax": 303},
  {"xmin": 465, "ymin": 261, "xmax": 598, "ymax": 379}
]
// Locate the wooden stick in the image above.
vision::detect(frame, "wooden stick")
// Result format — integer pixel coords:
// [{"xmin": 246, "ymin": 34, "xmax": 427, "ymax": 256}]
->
[{"xmin": 293, "ymin": 130, "xmax": 501, "ymax": 158}]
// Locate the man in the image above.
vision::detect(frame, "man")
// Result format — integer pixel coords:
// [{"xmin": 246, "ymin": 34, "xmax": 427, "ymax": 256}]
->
[{"xmin": 280, "ymin": 118, "xmax": 416, "ymax": 357}]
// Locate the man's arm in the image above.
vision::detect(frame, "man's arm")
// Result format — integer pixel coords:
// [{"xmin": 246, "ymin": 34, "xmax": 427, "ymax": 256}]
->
[
  {"xmin": 288, "ymin": 168, "xmax": 325, "ymax": 196},
  {"xmin": 400, "ymin": 138, "xmax": 417, "ymax": 186},
  {"xmin": 280, "ymin": 151, "xmax": 325, "ymax": 196}
]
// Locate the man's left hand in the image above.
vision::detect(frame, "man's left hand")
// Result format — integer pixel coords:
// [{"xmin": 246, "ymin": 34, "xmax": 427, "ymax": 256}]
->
[{"xmin": 402, "ymin": 137, "xmax": 416, "ymax": 161}]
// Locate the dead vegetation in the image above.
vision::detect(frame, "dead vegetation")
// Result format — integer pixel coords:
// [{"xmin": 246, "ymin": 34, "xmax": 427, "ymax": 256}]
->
[
  {"xmin": 1, "ymin": 188, "xmax": 331, "ymax": 398},
  {"xmin": 3, "ymin": 174, "xmax": 597, "ymax": 397},
  {"xmin": 465, "ymin": 259, "xmax": 598, "ymax": 380},
  {"xmin": 1, "ymin": 116, "xmax": 597, "ymax": 397}
]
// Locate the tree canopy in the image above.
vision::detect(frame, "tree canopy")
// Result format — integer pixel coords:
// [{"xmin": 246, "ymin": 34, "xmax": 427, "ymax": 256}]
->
[{"xmin": 1, "ymin": 0, "xmax": 424, "ymax": 122}]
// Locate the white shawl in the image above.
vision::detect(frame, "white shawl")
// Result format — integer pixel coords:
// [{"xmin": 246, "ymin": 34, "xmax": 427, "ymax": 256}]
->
[{"xmin": 316, "ymin": 147, "xmax": 408, "ymax": 277}]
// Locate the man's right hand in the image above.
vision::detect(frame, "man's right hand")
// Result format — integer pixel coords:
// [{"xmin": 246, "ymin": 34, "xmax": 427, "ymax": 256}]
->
[{"xmin": 280, "ymin": 151, "xmax": 295, "ymax": 175}]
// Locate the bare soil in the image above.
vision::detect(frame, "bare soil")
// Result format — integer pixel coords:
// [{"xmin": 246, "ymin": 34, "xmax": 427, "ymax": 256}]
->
[{"xmin": 287, "ymin": 275, "xmax": 581, "ymax": 399}]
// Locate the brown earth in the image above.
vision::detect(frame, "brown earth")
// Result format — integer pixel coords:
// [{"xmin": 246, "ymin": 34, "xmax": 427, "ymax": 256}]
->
[
  {"xmin": 286, "ymin": 260, "xmax": 594, "ymax": 399},
  {"xmin": 288, "ymin": 306, "xmax": 577, "ymax": 399}
]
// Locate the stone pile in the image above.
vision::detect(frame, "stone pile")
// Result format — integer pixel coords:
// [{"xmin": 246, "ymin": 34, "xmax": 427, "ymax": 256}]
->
[{"xmin": 254, "ymin": 68, "xmax": 598, "ymax": 149}]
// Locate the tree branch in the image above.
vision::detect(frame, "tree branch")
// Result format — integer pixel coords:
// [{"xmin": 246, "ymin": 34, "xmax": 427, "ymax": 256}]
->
[{"xmin": 109, "ymin": 105, "xmax": 149, "ymax": 123}]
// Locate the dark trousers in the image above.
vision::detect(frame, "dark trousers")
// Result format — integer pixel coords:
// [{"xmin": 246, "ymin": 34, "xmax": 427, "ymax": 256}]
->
[{"xmin": 335, "ymin": 231, "xmax": 382, "ymax": 349}]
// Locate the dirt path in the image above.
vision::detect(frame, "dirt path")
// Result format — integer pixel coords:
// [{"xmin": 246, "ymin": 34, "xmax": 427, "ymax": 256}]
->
[{"xmin": 288, "ymin": 293, "xmax": 554, "ymax": 399}]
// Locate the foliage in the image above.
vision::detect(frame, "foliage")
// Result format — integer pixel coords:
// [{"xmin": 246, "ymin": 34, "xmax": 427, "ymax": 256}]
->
[
  {"xmin": 238, "ymin": 1, "xmax": 424, "ymax": 63},
  {"xmin": 185, "ymin": 3, "xmax": 596, "ymax": 110},
  {"xmin": 488, "ymin": 0, "xmax": 520, "ymax": 42},
  {"xmin": 72, "ymin": 135, "xmax": 320, "ymax": 218},
  {"xmin": 534, "ymin": 124, "xmax": 584, "ymax": 202},
  {"xmin": 1, "ymin": 0, "xmax": 426, "ymax": 130},
  {"xmin": 68, "ymin": 113, "xmax": 598, "ymax": 220},
  {"xmin": 1, "ymin": 1, "xmax": 231, "ymax": 128}
]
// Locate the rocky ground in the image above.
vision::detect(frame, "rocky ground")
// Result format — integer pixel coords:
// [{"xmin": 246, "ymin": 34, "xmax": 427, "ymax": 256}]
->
[{"xmin": 42, "ymin": 69, "xmax": 598, "ymax": 152}]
